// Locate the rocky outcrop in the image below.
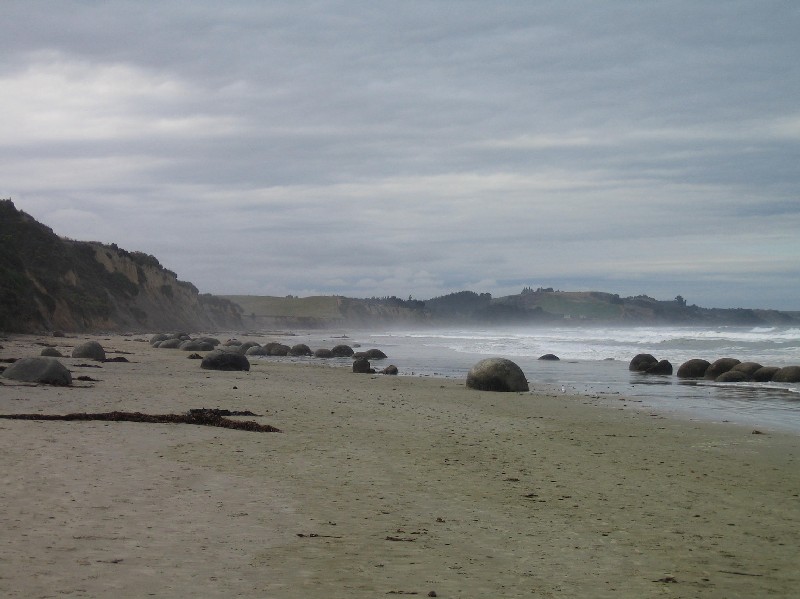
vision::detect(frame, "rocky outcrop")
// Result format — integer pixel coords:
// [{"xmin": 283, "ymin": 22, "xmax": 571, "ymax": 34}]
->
[
  {"xmin": 466, "ymin": 358, "xmax": 529, "ymax": 392},
  {"xmin": 773, "ymin": 366, "xmax": 800, "ymax": 383}
]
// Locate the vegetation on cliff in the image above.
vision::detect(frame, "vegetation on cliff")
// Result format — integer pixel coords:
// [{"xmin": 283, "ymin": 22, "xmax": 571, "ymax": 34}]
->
[{"xmin": 0, "ymin": 200, "xmax": 242, "ymax": 333}]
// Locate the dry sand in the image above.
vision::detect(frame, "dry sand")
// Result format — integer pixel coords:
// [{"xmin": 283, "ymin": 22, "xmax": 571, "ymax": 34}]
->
[{"xmin": 1, "ymin": 333, "xmax": 798, "ymax": 598}]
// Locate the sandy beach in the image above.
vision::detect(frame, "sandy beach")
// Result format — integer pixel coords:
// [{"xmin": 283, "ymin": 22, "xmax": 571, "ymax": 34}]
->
[{"xmin": 1, "ymin": 333, "xmax": 798, "ymax": 598}]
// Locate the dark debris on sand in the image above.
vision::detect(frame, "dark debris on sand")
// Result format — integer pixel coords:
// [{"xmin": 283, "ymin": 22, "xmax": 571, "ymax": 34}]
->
[{"xmin": 0, "ymin": 408, "xmax": 281, "ymax": 433}]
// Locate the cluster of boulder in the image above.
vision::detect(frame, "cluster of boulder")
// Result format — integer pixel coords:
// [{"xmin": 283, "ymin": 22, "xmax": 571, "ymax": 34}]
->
[
  {"xmin": 148, "ymin": 333, "xmax": 394, "ymax": 374},
  {"xmin": 676, "ymin": 358, "xmax": 800, "ymax": 383},
  {"xmin": 2, "ymin": 340, "xmax": 110, "ymax": 386},
  {"xmin": 629, "ymin": 353, "xmax": 800, "ymax": 383}
]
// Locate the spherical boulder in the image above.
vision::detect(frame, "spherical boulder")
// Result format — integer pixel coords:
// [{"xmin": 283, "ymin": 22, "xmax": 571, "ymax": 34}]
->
[
  {"xmin": 646, "ymin": 359, "xmax": 673, "ymax": 375},
  {"xmin": 157, "ymin": 338, "xmax": 183, "ymax": 349},
  {"xmin": 239, "ymin": 341, "xmax": 261, "ymax": 353},
  {"xmin": 364, "ymin": 349, "xmax": 387, "ymax": 360},
  {"xmin": 2, "ymin": 357, "xmax": 72, "ymax": 386},
  {"xmin": 288, "ymin": 343, "xmax": 313, "ymax": 357},
  {"xmin": 538, "ymin": 354, "xmax": 560, "ymax": 361},
  {"xmin": 180, "ymin": 340, "xmax": 214, "ymax": 351},
  {"xmin": 265, "ymin": 343, "xmax": 290, "ymax": 356},
  {"xmin": 629, "ymin": 353, "xmax": 658, "ymax": 372},
  {"xmin": 40, "ymin": 347, "xmax": 63, "ymax": 357},
  {"xmin": 752, "ymin": 366, "xmax": 781, "ymax": 382},
  {"xmin": 200, "ymin": 350, "xmax": 250, "ymax": 372},
  {"xmin": 705, "ymin": 358, "xmax": 741, "ymax": 380},
  {"xmin": 71, "ymin": 340, "xmax": 106, "ymax": 361},
  {"xmin": 466, "ymin": 358, "xmax": 529, "ymax": 392},
  {"xmin": 245, "ymin": 345, "xmax": 268, "ymax": 356},
  {"xmin": 380, "ymin": 365, "xmax": 399, "ymax": 375},
  {"xmin": 331, "ymin": 344, "xmax": 354, "ymax": 357},
  {"xmin": 677, "ymin": 359, "xmax": 711, "ymax": 378},
  {"xmin": 715, "ymin": 370, "xmax": 749, "ymax": 383},
  {"xmin": 150, "ymin": 333, "xmax": 170, "ymax": 345},
  {"xmin": 353, "ymin": 357, "xmax": 373, "ymax": 373},
  {"xmin": 732, "ymin": 362, "xmax": 763, "ymax": 377},
  {"xmin": 772, "ymin": 365, "xmax": 800, "ymax": 383},
  {"xmin": 314, "ymin": 348, "xmax": 334, "ymax": 358}
]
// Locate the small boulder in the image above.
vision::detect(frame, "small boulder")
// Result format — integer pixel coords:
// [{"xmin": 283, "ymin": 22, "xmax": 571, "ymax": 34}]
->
[
  {"xmin": 245, "ymin": 345, "xmax": 268, "ymax": 356},
  {"xmin": 629, "ymin": 353, "xmax": 658, "ymax": 372},
  {"xmin": 265, "ymin": 343, "xmax": 290, "ymax": 356},
  {"xmin": 239, "ymin": 341, "xmax": 261, "ymax": 353},
  {"xmin": 677, "ymin": 359, "xmax": 711, "ymax": 378},
  {"xmin": 752, "ymin": 366, "xmax": 781, "ymax": 382},
  {"xmin": 314, "ymin": 348, "xmax": 334, "ymax": 358},
  {"xmin": 381, "ymin": 365, "xmax": 399, "ymax": 375},
  {"xmin": 772, "ymin": 365, "xmax": 800, "ymax": 383},
  {"xmin": 40, "ymin": 347, "xmax": 63, "ymax": 357},
  {"xmin": 466, "ymin": 358, "xmax": 529, "ymax": 392},
  {"xmin": 52, "ymin": 331, "xmax": 66, "ymax": 338},
  {"xmin": 187, "ymin": 353, "xmax": 203, "ymax": 359},
  {"xmin": 197, "ymin": 337, "xmax": 221, "ymax": 347},
  {"xmin": 538, "ymin": 354, "xmax": 560, "ymax": 361},
  {"xmin": 157, "ymin": 338, "xmax": 183, "ymax": 349},
  {"xmin": 364, "ymin": 349, "xmax": 387, "ymax": 360},
  {"xmin": 331, "ymin": 344, "xmax": 354, "ymax": 357},
  {"xmin": 71, "ymin": 341, "xmax": 106, "ymax": 361},
  {"xmin": 353, "ymin": 357, "xmax": 373, "ymax": 373},
  {"xmin": 150, "ymin": 333, "xmax": 170, "ymax": 345},
  {"xmin": 180, "ymin": 340, "xmax": 214, "ymax": 352},
  {"xmin": 2, "ymin": 357, "xmax": 72, "ymax": 386},
  {"xmin": 200, "ymin": 350, "xmax": 250, "ymax": 372},
  {"xmin": 288, "ymin": 343, "xmax": 313, "ymax": 356},
  {"xmin": 223, "ymin": 339, "xmax": 242, "ymax": 347},
  {"xmin": 705, "ymin": 358, "xmax": 741, "ymax": 380}
]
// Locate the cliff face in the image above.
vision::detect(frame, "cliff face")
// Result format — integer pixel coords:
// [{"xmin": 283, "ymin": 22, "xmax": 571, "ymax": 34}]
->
[{"xmin": 0, "ymin": 200, "xmax": 242, "ymax": 333}]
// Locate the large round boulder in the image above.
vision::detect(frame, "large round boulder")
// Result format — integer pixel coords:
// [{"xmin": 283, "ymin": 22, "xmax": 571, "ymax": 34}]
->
[
  {"xmin": 646, "ymin": 359, "xmax": 673, "ymax": 375},
  {"xmin": 772, "ymin": 366, "xmax": 800, "ymax": 383},
  {"xmin": 71, "ymin": 340, "xmax": 106, "ymax": 361},
  {"xmin": 288, "ymin": 343, "xmax": 313, "ymax": 357},
  {"xmin": 732, "ymin": 362, "xmax": 763, "ymax": 377},
  {"xmin": 331, "ymin": 344, "xmax": 354, "ymax": 357},
  {"xmin": 538, "ymin": 354, "xmax": 560, "ymax": 361},
  {"xmin": 200, "ymin": 350, "xmax": 250, "ymax": 371},
  {"xmin": 715, "ymin": 370, "xmax": 749, "ymax": 383},
  {"xmin": 676, "ymin": 359, "xmax": 711, "ymax": 378},
  {"xmin": 629, "ymin": 353, "xmax": 658, "ymax": 372},
  {"xmin": 239, "ymin": 342, "xmax": 261, "ymax": 353},
  {"xmin": 40, "ymin": 347, "xmax": 63, "ymax": 357},
  {"xmin": 197, "ymin": 337, "xmax": 221, "ymax": 347},
  {"xmin": 314, "ymin": 348, "xmax": 334, "ymax": 358},
  {"xmin": 2, "ymin": 357, "xmax": 72, "ymax": 386},
  {"xmin": 705, "ymin": 358, "xmax": 741, "ymax": 380},
  {"xmin": 466, "ymin": 358, "xmax": 529, "ymax": 392},
  {"xmin": 752, "ymin": 366, "xmax": 781, "ymax": 382}
]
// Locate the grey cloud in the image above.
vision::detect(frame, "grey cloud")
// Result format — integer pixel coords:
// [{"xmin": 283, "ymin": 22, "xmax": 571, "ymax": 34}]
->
[{"xmin": 2, "ymin": 1, "xmax": 799, "ymax": 309}]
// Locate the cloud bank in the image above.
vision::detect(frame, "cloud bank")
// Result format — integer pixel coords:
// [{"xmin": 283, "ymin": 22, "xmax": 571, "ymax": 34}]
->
[{"xmin": 2, "ymin": 1, "xmax": 798, "ymax": 309}]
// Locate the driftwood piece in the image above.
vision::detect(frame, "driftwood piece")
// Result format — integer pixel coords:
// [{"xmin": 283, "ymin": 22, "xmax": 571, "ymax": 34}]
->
[{"xmin": 0, "ymin": 408, "xmax": 281, "ymax": 433}]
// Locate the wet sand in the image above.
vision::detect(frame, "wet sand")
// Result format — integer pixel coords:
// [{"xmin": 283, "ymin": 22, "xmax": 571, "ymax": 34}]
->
[{"xmin": 1, "ymin": 333, "xmax": 798, "ymax": 598}]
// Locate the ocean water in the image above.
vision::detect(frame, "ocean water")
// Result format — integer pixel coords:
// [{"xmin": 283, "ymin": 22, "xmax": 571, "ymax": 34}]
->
[{"xmin": 268, "ymin": 325, "xmax": 800, "ymax": 434}]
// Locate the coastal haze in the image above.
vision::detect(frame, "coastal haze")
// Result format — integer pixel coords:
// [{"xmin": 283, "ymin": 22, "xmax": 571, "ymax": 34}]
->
[{"xmin": 2, "ymin": 1, "xmax": 799, "ymax": 310}]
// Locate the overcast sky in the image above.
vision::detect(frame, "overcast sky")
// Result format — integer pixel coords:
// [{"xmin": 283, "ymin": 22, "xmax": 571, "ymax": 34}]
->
[{"xmin": 2, "ymin": 1, "xmax": 799, "ymax": 310}]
